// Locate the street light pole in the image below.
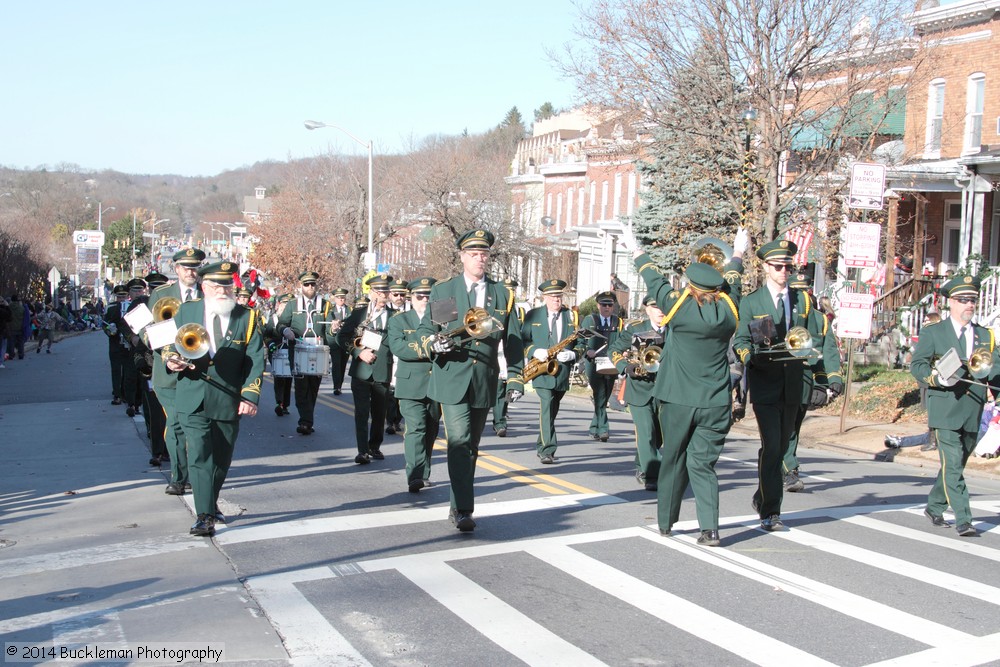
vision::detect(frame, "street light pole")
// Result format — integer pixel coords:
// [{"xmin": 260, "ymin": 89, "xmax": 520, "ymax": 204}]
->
[
  {"xmin": 304, "ymin": 120, "xmax": 375, "ymax": 270},
  {"xmin": 739, "ymin": 108, "xmax": 758, "ymax": 230},
  {"xmin": 97, "ymin": 202, "xmax": 115, "ymax": 232}
]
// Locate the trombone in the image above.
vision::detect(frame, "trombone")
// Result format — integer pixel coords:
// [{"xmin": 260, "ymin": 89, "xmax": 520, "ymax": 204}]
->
[
  {"xmin": 437, "ymin": 307, "xmax": 504, "ymax": 343},
  {"xmin": 935, "ymin": 347, "xmax": 996, "ymax": 389},
  {"xmin": 756, "ymin": 326, "xmax": 818, "ymax": 362},
  {"xmin": 152, "ymin": 296, "xmax": 181, "ymax": 322},
  {"xmin": 163, "ymin": 323, "xmax": 246, "ymax": 402}
]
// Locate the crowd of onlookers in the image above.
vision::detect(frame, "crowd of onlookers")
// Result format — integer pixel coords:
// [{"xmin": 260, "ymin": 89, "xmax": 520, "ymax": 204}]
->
[{"xmin": 0, "ymin": 294, "xmax": 106, "ymax": 366}]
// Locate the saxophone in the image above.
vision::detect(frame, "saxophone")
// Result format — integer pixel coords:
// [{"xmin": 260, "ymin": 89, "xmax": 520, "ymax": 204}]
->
[{"xmin": 522, "ymin": 330, "xmax": 587, "ymax": 382}]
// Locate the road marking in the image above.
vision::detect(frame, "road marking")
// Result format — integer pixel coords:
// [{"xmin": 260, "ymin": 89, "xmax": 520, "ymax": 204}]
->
[
  {"xmin": 53, "ymin": 609, "xmax": 126, "ymax": 652},
  {"xmin": 846, "ymin": 513, "xmax": 1000, "ymax": 562},
  {"xmin": 215, "ymin": 493, "xmax": 622, "ymax": 546},
  {"xmin": 0, "ymin": 536, "xmax": 209, "ymax": 580},
  {"xmin": 245, "ymin": 567, "xmax": 370, "ymax": 667},
  {"xmin": 718, "ymin": 455, "xmax": 835, "ymax": 482},
  {"xmin": 525, "ymin": 542, "xmax": 836, "ymax": 666},
  {"xmin": 863, "ymin": 631, "xmax": 1000, "ymax": 667}
]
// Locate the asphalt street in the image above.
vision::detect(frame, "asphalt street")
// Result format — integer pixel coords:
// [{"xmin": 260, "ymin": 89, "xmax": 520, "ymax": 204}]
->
[{"xmin": 4, "ymin": 331, "xmax": 1000, "ymax": 666}]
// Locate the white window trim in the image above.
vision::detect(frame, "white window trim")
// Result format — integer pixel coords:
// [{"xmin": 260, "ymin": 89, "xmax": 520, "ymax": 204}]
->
[
  {"xmin": 943, "ymin": 198, "xmax": 962, "ymax": 268},
  {"xmin": 963, "ymin": 73, "xmax": 986, "ymax": 155},
  {"xmin": 924, "ymin": 78, "xmax": 945, "ymax": 159}
]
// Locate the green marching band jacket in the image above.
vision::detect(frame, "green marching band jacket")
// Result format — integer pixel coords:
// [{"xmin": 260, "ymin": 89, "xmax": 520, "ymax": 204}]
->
[
  {"xmin": 520, "ymin": 305, "xmax": 580, "ymax": 392},
  {"xmin": 609, "ymin": 317, "xmax": 660, "ymax": 407}
]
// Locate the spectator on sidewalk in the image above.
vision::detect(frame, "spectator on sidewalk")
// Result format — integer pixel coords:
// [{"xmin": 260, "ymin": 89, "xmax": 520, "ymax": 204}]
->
[
  {"xmin": 34, "ymin": 304, "xmax": 65, "ymax": 353},
  {"xmin": 9, "ymin": 294, "xmax": 31, "ymax": 360},
  {"xmin": 0, "ymin": 296, "xmax": 11, "ymax": 367}
]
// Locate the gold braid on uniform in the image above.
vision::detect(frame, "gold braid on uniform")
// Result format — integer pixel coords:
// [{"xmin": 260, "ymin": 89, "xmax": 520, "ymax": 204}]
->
[{"xmin": 242, "ymin": 377, "xmax": 262, "ymax": 396}]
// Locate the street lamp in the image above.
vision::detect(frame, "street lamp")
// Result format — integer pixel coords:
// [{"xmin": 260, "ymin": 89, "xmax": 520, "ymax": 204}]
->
[
  {"xmin": 148, "ymin": 218, "xmax": 170, "ymax": 266},
  {"xmin": 739, "ymin": 108, "xmax": 757, "ymax": 228},
  {"xmin": 304, "ymin": 119, "xmax": 375, "ymax": 270},
  {"xmin": 97, "ymin": 202, "xmax": 115, "ymax": 231}
]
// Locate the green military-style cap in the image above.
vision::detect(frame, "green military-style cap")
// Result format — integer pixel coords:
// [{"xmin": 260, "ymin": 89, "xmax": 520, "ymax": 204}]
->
[
  {"xmin": 144, "ymin": 272, "xmax": 168, "ymax": 288},
  {"xmin": 126, "ymin": 277, "xmax": 147, "ymax": 291},
  {"xmin": 298, "ymin": 271, "xmax": 319, "ymax": 285},
  {"xmin": 235, "ymin": 286, "xmax": 253, "ymax": 298},
  {"xmin": 538, "ymin": 278, "xmax": 567, "ymax": 294},
  {"xmin": 332, "ymin": 288, "xmax": 349, "ymax": 296},
  {"xmin": 502, "ymin": 277, "xmax": 519, "ymax": 289},
  {"xmin": 408, "ymin": 277, "xmax": 437, "ymax": 294},
  {"xmin": 940, "ymin": 274, "xmax": 981, "ymax": 298},
  {"xmin": 173, "ymin": 247, "xmax": 206, "ymax": 266},
  {"xmin": 756, "ymin": 239, "xmax": 798, "ymax": 263},
  {"xmin": 643, "ymin": 293, "xmax": 659, "ymax": 306},
  {"xmin": 276, "ymin": 292, "xmax": 295, "ymax": 304},
  {"xmin": 389, "ymin": 279, "xmax": 409, "ymax": 294},
  {"xmin": 366, "ymin": 273, "xmax": 393, "ymax": 290},
  {"xmin": 113, "ymin": 284, "xmax": 129, "ymax": 295},
  {"xmin": 355, "ymin": 295, "xmax": 371, "ymax": 307},
  {"xmin": 198, "ymin": 261, "xmax": 237, "ymax": 285},
  {"xmin": 596, "ymin": 291, "xmax": 616, "ymax": 305},
  {"xmin": 457, "ymin": 229, "xmax": 495, "ymax": 251},
  {"xmin": 789, "ymin": 272, "xmax": 811, "ymax": 290},
  {"xmin": 686, "ymin": 262, "xmax": 724, "ymax": 291}
]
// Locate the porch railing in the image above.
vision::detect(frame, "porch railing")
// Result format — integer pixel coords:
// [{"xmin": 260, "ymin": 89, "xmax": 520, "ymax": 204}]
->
[{"xmin": 871, "ymin": 277, "xmax": 939, "ymax": 339}]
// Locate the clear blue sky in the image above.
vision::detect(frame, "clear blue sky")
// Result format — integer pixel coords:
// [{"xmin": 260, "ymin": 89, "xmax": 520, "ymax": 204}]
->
[{"xmin": 0, "ymin": 1, "xmax": 581, "ymax": 177}]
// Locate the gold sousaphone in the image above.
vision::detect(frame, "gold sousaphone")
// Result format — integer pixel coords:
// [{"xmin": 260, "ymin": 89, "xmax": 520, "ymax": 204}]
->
[{"xmin": 691, "ymin": 237, "xmax": 734, "ymax": 272}]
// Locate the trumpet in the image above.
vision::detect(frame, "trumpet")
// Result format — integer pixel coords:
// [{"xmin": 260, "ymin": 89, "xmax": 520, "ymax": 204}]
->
[
  {"xmin": 969, "ymin": 347, "xmax": 993, "ymax": 379},
  {"xmin": 757, "ymin": 326, "xmax": 817, "ymax": 361},
  {"xmin": 438, "ymin": 307, "xmax": 503, "ymax": 342},
  {"xmin": 163, "ymin": 322, "xmax": 246, "ymax": 402},
  {"xmin": 691, "ymin": 237, "xmax": 734, "ymax": 272},
  {"xmin": 152, "ymin": 296, "xmax": 181, "ymax": 322}
]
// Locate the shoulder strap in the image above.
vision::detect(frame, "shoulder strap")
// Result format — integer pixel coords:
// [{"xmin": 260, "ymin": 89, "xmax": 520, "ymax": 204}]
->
[{"xmin": 661, "ymin": 289, "xmax": 690, "ymax": 327}]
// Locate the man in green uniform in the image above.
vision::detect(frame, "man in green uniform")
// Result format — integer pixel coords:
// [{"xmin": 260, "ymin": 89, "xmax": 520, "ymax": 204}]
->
[
  {"xmin": 329, "ymin": 288, "xmax": 352, "ymax": 395},
  {"xmin": 163, "ymin": 261, "xmax": 265, "ymax": 537},
  {"xmin": 911, "ymin": 275, "xmax": 1000, "ymax": 537},
  {"xmin": 139, "ymin": 271, "xmax": 170, "ymax": 466},
  {"xmin": 418, "ymin": 229, "xmax": 524, "ymax": 531},
  {"xmin": 104, "ymin": 284, "xmax": 131, "ymax": 406},
  {"xmin": 385, "ymin": 278, "xmax": 409, "ymax": 435},
  {"xmin": 733, "ymin": 239, "xmax": 826, "ymax": 531},
  {"xmin": 387, "ymin": 277, "xmax": 441, "ymax": 492},
  {"xmin": 521, "ymin": 279, "xmax": 580, "ymax": 464},
  {"xmin": 277, "ymin": 271, "xmax": 335, "ymax": 435},
  {"xmin": 492, "ymin": 278, "xmax": 524, "ymax": 437},
  {"xmin": 582, "ymin": 291, "xmax": 623, "ymax": 441},
  {"xmin": 120, "ymin": 277, "xmax": 149, "ymax": 417},
  {"xmin": 782, "ymin": 272, "xmax": 844, "ymax": 492},
  {"xmin": 339, "ymin": 274, "xmax": 395, "ymax": 464},
  {"xmin": 609, "ymin": 294, "xmax": 665, "ymax": 490},
  {"xmin": 149, "ymin": 247, "xmax": 205, "ymax": 496},
  {"xmin": 265, "ymin": 293, "xmax": 296, "ymax": 416}
]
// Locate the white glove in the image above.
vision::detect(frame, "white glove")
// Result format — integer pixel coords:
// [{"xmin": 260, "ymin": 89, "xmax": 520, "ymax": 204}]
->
[
  {"xmin": 107, "ymin": 323, "xmax": 117, "ymax": 335},
  {"xmin": 533, "ymin": 348, "xmax": 549, "ymax": 362},
  {"xmin": 282, "ymin": 327, "xmax": 296, "ymax": 341},
  {"xmin": 506, "ymin": 389, "xmax": 523, "ymax": 404},
  {"xmin": 619, "ymin": 223, "xmax": 640, "ymax": 253},
  {"xmin": 556, "ymin": 350, "xmax": 576, "ymax": 363},
  {"xmin": 431, "ymin": 336, "xmax": 456, "ymax": 354},
  {"xmin": 733, "ymin": 227, "xmax": 750, "ymax": 253}
]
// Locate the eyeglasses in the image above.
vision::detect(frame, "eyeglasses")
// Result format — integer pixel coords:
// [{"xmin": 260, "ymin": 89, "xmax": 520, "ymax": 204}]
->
[
  {"xmin": 413, "ymin": 294, "xmax": 429, "ymax": 300},
  {"xmin": 953, "ymin": 297, "xmax": 978, "ymax": 305},
  {"xmin": 767, "ymin": 263, "xmax": 793, "ymax": 272},
  {"xmin": 301, "ymin": 282, "xmax": 317, "ymax": 287}
]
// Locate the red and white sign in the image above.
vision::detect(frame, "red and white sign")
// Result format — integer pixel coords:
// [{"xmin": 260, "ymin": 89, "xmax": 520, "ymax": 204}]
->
[
  {"xmin": 843, "ymin": 222, "xmax": 881, "ymax": 269},
  {"xmin": 849, "ymin": 162, "xmax": 886, "ymax": 210},
  {"xmin": 785, "ymin": 224, "xmax": 814, "ymax": 265},
  {"xmin": 72, "ymin": 230, "xmax": 105, "ymax": 248},
  {"xmin": 836, "ymin": 292, "xmax": 875, "ymax": 340}
]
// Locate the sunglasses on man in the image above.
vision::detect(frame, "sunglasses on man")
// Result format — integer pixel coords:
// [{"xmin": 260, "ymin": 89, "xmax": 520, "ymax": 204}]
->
[
  {"xmin": 766, "ymin": 263, "xmax": 793, "ymax": 272},
  {"xmin": 952, "ymin": 296, "xmax": 978, "ymax": 305}
]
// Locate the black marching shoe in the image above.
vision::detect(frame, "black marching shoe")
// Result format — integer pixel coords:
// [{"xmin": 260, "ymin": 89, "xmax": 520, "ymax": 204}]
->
[
  {"xmin": 495, "ymin": 427, "xmax": 507, "ymax": 437},
  {"xmin": 275, "ymin": 404, "xmax": 285, "ymax": 417},
  {"xmin": 296, "ymin": 424, "xmax": 314, "ymax": 435},
  {"xmin": 697, "ymin": 530, "xmax": 721, "ymax": 547},
  {"xmin": 190, "ymin": 514, "xmax": 215, "ymax": 537},
  {"xmin": 599, "ymin": 433, "xmax": 609, "ymax": 442},
  {"xmin": 111, "ymin": 397, "xmax": 122, "ymax": 405},
  {"xmin": 408, "ymin": 479, "xmax": 426, "ymax": 493},
  {"xmin": 370, "ymin": 449, "xmax": 385, "ymax": 460},
  {"xmin": 784, "ymin": 469, "xmax": 805, "ymax": 493},
  {"xmin": 333, "ymin": 389, "xmax": 341, "ymax": 396},
  {"xmin": 385, "ymin": 424, "xmax": 396, "ymax": 435},
  {"xmin": 761, "ymin": 515, "xmax": 784, "ymax": 532},
  {"xmin": 956, "ymin": 523, "xmax": 978, "ymax": 537},
  {"xmin": 354, "ymin": 453, "xmax": 371, "ymax": 465},
  {"xmin": 213, "ymin": 507, "xmax": 227, "ymax": 524},
  {"xmin": 923, "ymin": 508, "xmax": 948, "ymax": 528},
  {"xmin": 126, "ymin": 406, "xmax": 136, "ymax": 417},
  {"xmin": 164, "ymin": 482, "xmax": 185, "ymax": 495},
  {"xmin": 149, "ymin": 456, "xmax": 162, "ymax": 467},
  {"xmin": 449, "ymin": 509, "xmax": 476, "ymax": 532}
]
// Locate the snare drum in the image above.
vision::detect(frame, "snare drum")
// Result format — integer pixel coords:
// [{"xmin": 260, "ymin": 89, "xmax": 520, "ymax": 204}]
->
[
  {"xmin": 294, "ymin": 342, "xmax": 331, "ymax": 376},
  {"xmin": 271, "ymin": 349, "xmax": 293, "ymax": 377},
  {"xmin": 595, "ymin": 356, "xmax": 619, "ymax": 375}
]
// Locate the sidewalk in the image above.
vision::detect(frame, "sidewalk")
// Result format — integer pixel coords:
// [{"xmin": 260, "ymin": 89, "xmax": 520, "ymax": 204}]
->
[{"xmin": 0, "ymin": 332, "xmax": 289, "ymax": 665}]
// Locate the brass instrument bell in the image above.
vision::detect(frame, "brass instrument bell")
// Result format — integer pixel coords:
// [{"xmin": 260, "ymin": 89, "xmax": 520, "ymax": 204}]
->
[
  {"xmin": 439, "ymin": 307, "xmax": 502, "ymax": 342},
  {"xmin": 175, "ymin": 323, "xmax": 210, "ymax": 360},
  {"xmin": 152, "ymin": 296, "xmax": 180, "ymax": 322},
  {"xmin": 969, "ymin": 347, "xmax": 993, "ymax": 379},
  {"xmin": 691, "ymin": 237, "xmax": 734, "ymax": 272}
]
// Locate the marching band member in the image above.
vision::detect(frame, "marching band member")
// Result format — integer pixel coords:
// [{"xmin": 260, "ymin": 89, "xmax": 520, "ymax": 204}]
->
[
  {"xmin": 385, "ymin": 278, "xmax": 410, "ymax": 434},
  {"xmin": 329, "ymin": 288, "xmax": 352, "ymax": 395},
  {"xmin": 622, "ymin": 225, "xmax": 746, "ymax": 546},
  {"xmin": 521, "ymin": 279, "xmax": 580, "ymax": 465},
  {"xmin": 387, "ymin": 277, "xmax": 440, "ymax": 492},
  {"xmin": 277, "ymin": 271, "xmax": 336, "ymax": 435},
  {"xmin": 339, "ymin": 274, "xmax": 395, "ymax": 464},
  {"xmin": 609, "ymin": 294, "xmax": 665, "ymax": 491},
  {"xmin": 418, "ymin": 229, "xmax": 524, "ymax": 531},
  {"xmin": 265, "ymin": 293, "xmax": 296, "ymax": 416},
  {"xmin": 104, "ymin": 284, "xmax": 131, "ymax": 406},
  {"xmin": 581, "ymin": 291, "xmax": 623, "ymax": 442}
]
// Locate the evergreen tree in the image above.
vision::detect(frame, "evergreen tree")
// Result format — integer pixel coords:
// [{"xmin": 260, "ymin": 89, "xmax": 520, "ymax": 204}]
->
[
  {"xmin": 533, "ymin": 102, "xmax": 558, "ymax": 122},
  {"xmin": 499, "ymin": 107, "xmax": 526, "ymax": 137}
]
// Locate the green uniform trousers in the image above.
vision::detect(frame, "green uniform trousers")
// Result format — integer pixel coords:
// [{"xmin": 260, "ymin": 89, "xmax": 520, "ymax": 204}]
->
[
  {"xmin": 293, "ymin": 375, "xmax": 322, "ymax": 427},
  {"xmin": 159, "ymin": 399, "xmax": 190, "ymax": 485},
  {"xmin": 440, "ymin": 402, "xmax": 489, "ymax": 512},
  {"xmin": 400, "ymin": 397, "xmax": 441, "ymax": 484},
  {"xmin": 273, "ymin": 375, "xmax": 291, "ymax": 409},
  {"xmin": 178, "ymin": 411, "xmax": 239, "ymax": 516},
  {"xmin": 535, "ymin": 387, "xmax": 565, "ymax": 458},
  {"xmin": 121, "ymin": 351, "xmax": 140, "ymax": 408},
  {"xmin": 752, "ymin": 402, "xmax": 799, "ymax": 518},
  {"xmin": 782, "ymin": 404, "xmax": 808, "ymax": 474},
  {"xmin": 351, "ymin": 376, "xmax": 388, "ymax": 455},
  {"xmin": 588, "ymin": 372, "xmax": 615, "ymax": 437},
  {"xmin": 330, "ymin": 346, "xmax": 348, "ymax": 392},
  {"xmin": 928, "ymin": 427, "xmax": 978, "ymax": 525},
  {"xmin": 631, "ymin": 398, "xmax": 663, "ymax": 480},
  {"xmin": 492, "ymin": 378, "xmax": 509, "ymax": 430},
  {"xmin": 656, "ymin": 403, "xmax": 729, "ymax": 532}
]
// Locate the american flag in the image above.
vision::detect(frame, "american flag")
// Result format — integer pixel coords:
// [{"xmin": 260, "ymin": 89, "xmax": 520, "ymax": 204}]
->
[{"xmin": 784, "ymin": 224, "xmax": 814, "ymax": 266}]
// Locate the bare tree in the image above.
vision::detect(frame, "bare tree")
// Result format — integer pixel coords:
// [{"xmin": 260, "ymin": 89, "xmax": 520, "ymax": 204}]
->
[{"xmin": 557, "ymin": 0, "xmax": 926, "ymax": 243}]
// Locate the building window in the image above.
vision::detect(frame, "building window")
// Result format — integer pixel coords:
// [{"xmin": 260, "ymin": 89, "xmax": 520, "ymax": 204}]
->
[
  {"xmin": 964, "ymin": 73, "xmax": 985, "ymax": 154},
  {"xmin": 925, "ymin": 79, "xmax": 945, "ymax": 157},
  {"xmin": 943, "ymin": 199, "xmax": 962, "ymax": 268}
]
